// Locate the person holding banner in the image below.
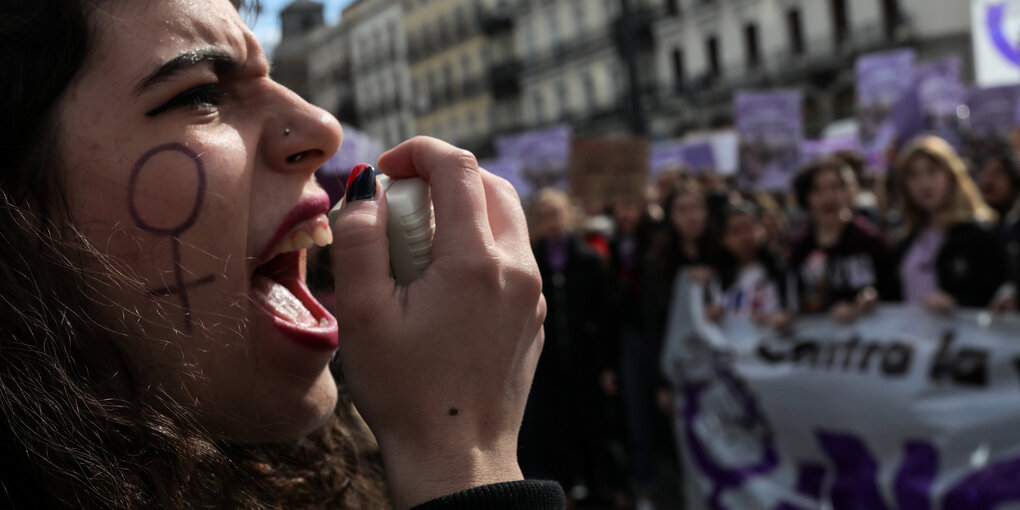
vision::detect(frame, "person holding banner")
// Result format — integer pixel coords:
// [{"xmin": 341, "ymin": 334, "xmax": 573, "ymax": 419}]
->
[
  {"xmin": 705, "ymin": 202, "xmax": 786, "ymax": 325},
  {"xmin": 787, "ymin": 157, "xmax": 891, "ymax": 320},
  {"xmin": 891, "ymin": 135, "xmax": 1006, "ymax": 312}
]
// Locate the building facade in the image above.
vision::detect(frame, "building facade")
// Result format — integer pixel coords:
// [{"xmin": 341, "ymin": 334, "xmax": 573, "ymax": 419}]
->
[
  {"xmin": 344, "ymin": 0, "xmax": 416, "ymax": 148},
  {"xmin": 513, "ymin": 0, "xmax": 661, "ymax": 137},
  {"xmin": 274, "ymin": 0, "xmax": 326, "ymax": 101},
  {"xmin": 404, "ymin": 0, "xmax": 500, "ymax": 154},
  {"xmin": 650, "ymin": 0, "xmax": 971, "ymax": 137},
  {"xmin": 279, "ymin": 0, "xmax": 974, "ymax": 154}
]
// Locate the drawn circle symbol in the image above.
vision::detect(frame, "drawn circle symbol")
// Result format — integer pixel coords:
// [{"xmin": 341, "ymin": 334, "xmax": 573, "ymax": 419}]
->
[
  {"xmin": 128, "ymin": 143, "xmax": 207, "ymax": 236},
  {"xmin": 988, "ymin": 4, "xmax": 1020, "ymax": 66}
]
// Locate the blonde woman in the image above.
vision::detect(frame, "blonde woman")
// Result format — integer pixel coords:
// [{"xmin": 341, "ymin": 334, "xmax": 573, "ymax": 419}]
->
[{"xmin": 890, "ymin": 135, "xmax": 1006, "ymax": 313}]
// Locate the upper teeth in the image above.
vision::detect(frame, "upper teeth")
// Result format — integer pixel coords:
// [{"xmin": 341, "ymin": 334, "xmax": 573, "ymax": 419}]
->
[{"xmin": 268, "ymin": 217, "xmax": 333, "ymax": 261}]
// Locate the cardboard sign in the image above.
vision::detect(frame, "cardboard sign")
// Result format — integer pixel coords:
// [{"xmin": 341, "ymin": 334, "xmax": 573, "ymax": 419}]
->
[{"xmin": 569, "ymin": 138, "xmax": 649, "ymax": 208}]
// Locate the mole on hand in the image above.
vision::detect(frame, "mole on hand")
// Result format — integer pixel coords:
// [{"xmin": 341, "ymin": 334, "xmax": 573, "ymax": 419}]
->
[{"xmin": 448, "ymin": 408, "xmax": 459, "ymax": 416}]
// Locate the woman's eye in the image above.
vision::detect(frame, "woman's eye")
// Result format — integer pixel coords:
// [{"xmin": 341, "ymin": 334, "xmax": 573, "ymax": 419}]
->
[{"xmin": 146, "ymin": 84, "xmax": 228, "ymax": 117}]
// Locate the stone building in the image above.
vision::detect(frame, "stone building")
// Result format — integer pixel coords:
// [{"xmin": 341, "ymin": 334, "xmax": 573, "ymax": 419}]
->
[{"xmin": 650, "ymin": 0, "xmax": 971, "ymax": 137}]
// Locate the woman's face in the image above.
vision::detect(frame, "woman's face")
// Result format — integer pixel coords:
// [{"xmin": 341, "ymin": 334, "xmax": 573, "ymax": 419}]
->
[
  {"xmin": 721, "ymin": 213, "xmax": 759, "ymax": 264},
  {"xmin": 807, "ymin": 169, "xmax": 849, "ymax": 222},
  {"xmin": 670, "ymin": 193, "xmax": 707, "ymax": 241},
  {"xmin": 58, "ymin": 1, "xmax": 343, "ymax": 442},
  {"xmin": 977, "ymin": 158, "xmax": 1014, "ymax": 210},
  {"xmin": 904, "ymin": 155, "xmax": 951, "ymax": 216}
]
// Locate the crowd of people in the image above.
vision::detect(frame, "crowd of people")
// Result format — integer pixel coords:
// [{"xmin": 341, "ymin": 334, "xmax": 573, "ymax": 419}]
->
[{"xmin": 518, "ymin": 133, "xmax": 1020, "ymax": 509}]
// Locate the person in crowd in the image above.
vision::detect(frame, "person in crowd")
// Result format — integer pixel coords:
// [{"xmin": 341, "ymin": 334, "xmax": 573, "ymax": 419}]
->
[
  {"xmin": 705, "ymin": 202, "xmax": 786, "ymax": 324},
  {"xmin": 890, "ymin": 135, "xmax": 1005, "ymax": 312},
  {"xmin": 788, "ymin": 157, "xmax": 891, "ymax": 320},
  {"xmin": 0, "ymin": 1, "xmax": 560, "ymax": 508},
  {"xmin": 748, "ymin": 191, "xmax": 790, "ymax": 258},
  {"xmin": 974, "ymin": 145, "xmax": 1020, "ymax": 238},
  {"xmin": 522, "ymin": 188, "xmax": 616, "ymax": 505},
  {"xmin": 605, "ymin": 195, "xmax": 662, "ymax": 510}
]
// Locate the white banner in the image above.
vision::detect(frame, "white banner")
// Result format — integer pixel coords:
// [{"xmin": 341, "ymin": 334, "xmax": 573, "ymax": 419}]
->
[
  {"xmin": 973, "ymin": 0, "xmax": 1020, "ymax": 87},
  {"xmin": 662, "ymin": 272, "xmax": 1020, "ymax": 510}
]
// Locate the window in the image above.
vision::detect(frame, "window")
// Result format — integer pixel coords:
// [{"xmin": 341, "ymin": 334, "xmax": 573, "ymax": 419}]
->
[
  {"xmin": 744, "ymin": 23, "xmax": 760, "ymax": 70},
  {"xmin": 672, "ymin": 48, "xmax": 685, "ymax": 88},
  {"xmin": 666, "ymin": 0, "xmax": 680, "ymax": 16},
  {"xmin": 547, "ymin": 9, "xmax": 560, "ymax": 55},
  {"xmin": 531, "ymin": 89, "xmax": 546, "ymax": 122},
  {"xmin": 555, "ymin": 80, "xmax": 568, "ymax": 118},
  {"xmin": 787, "ymin": 8, "xmax": 804, "ymax": 56},
  {"xmin": 831, "ymin": 0, "xmax": 849, "ymax": 46},
  {"xmin": 581, "ymin": 71, "xmax": 596, "ymax": 113},
  {"xmin": 706, "ymin": 35, "xmax": 720, "ymax": 78}
]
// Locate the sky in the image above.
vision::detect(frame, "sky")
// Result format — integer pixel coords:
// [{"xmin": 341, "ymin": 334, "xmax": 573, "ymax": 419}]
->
[{"xmin": 246, "ymin": 0, "xmax": 354, "ymax": 57}]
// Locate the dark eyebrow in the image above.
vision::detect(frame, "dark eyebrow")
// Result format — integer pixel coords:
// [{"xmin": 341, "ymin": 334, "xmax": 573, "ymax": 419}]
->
[{"xmin": 134, "ymin": 49, "xmax": 239, "ymax": 96}]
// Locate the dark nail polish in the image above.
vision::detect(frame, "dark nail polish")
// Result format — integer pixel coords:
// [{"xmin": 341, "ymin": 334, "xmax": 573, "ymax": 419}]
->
[{"xmin": 345, "ymin": 164, "xmax": 377, "ymax": 202}]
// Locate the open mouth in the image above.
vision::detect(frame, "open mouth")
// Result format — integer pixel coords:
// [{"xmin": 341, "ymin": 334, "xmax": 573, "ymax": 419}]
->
[{"xmin": 251, "ymin": 216, "xmax": 338, "ymax": 351}]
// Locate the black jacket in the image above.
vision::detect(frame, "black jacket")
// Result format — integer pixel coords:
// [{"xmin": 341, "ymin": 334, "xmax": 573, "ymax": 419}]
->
[{"xmin": 890, "ymin": 221, "xmax": 1006, "ymax": 308}]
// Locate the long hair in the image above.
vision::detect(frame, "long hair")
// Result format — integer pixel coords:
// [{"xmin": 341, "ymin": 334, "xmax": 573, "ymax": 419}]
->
[
  {"xmin": 893, "ymin": 135, "xmax": 996, "ymax": 233},
  {"xmin": 0, "ymin": 1, "xmax": 387, "ymax": 508}
]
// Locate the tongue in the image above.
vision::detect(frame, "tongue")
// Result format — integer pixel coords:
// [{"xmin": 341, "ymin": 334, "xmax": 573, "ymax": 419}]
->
[{"xmin": 252, "ymin": 274, "xmax": 319, "ymax": 327}]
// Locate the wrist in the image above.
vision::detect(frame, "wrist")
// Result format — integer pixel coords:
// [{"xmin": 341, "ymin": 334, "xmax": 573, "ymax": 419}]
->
[{"xmin": 379, "ymin": 434, "xmax": 523, "ymax": 510}]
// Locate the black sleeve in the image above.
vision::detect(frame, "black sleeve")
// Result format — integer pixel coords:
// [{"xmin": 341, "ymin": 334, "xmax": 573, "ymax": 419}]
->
[{"xmin": 410, "ymin": 480, "xmax": 566, "ymax": 510}]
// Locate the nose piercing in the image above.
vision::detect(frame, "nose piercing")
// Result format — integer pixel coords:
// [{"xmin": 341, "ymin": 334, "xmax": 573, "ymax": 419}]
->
[{"xmin": 284, "ymin": 127, "xmax": 292, "ymax": 136}]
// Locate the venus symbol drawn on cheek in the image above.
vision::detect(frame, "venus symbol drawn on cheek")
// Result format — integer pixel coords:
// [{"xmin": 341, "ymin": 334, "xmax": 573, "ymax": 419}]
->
[{"xmin": 128, "ymin": 143, "xmax": 214, "ymax": 333}]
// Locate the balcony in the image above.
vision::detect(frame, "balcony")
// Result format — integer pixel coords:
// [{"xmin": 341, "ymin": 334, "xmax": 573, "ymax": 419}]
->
[
  {"xmin": 479, "ymin": 9, "xmax": 513, "ymax": 34},
  {"xmin": 488, "ymin": 59, "xmax": 522, "ymax": 98}
]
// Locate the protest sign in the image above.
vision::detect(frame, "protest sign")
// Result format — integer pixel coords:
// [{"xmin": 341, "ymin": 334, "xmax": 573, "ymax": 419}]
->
[
  {"xmin": 650, "ymin": 140, "xmax": 717, "ymax": 175},
  {"xmin": 735, "ymin": 90, "xmax": 803, "ymax": 190},
  {"xmin": 801, "ymin": 136, "xmax": 861, "ymax": 163},
  {"xmin": 972, "ymin": 0, "xmax": 1020, "ymax": 87},
  {"xmin": 569, "ymin": 138, "xmax": 649, "ymax": 209},
  {"xmin": 494, "ymin": 124, "xmax": 573, "ymax": 192},
  {"xmin": 916, "ymin": 57, "xmax": 965, "ymax": 148},
  {"xmin": 856, "ymin": 49, "xmax": 916, "ymax": 172},
  {"xmin": 661, "ymin": 272, "xmax": 1020, "ymax": 510},
  {"xmin": 965, "ymin": 84, "xmax": 1020, "ymax": 139}
]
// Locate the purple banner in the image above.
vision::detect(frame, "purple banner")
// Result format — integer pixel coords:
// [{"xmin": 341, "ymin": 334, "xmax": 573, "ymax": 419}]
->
[
  {"xmin": 966, "ymin": 84, "xmax": 1020, "ymax": 139},
  {"xmin": 856, "ymin": 49, "xmax": 917, "ymax": 172},
  {"xmin": 494, "ymin": 124, "xmax": 573, "ymax": 193},
  {"xmin": 736, "ymin": 90, "xmax": 803, "ymax": 190}
]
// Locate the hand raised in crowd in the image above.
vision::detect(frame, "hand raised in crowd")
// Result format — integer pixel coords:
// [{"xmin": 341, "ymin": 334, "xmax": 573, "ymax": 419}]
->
[
  {"xmin": 705, "ymin": 304, "xmax": 726, "ymax": 323},
  {"xmin": 331, "ymin": 137, "xmax": 546, "ymax": 509},
  {"xmin": 922, "ymin": 290, "xmax": 957, "ymax": 315},
  {"xmin": 688, "ymin": 265, "xmax": 715, "ymax": 285}
]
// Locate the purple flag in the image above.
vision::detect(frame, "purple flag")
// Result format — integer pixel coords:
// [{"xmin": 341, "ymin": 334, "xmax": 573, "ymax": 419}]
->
[{"xmin": 736, "ymin": 90, "xmax": 803, "ymax": 190}]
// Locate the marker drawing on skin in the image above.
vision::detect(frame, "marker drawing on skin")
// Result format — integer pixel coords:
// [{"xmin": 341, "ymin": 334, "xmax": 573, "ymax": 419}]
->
[{"xmin": 128, "ymin": 143, "xmax": 213, "ymax": 332}]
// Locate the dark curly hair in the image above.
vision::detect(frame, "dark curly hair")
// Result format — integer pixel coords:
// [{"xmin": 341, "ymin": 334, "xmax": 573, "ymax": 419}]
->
[{"xmin": 0, "ymin": 1, "xmax": 387, "ymax": 508}]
